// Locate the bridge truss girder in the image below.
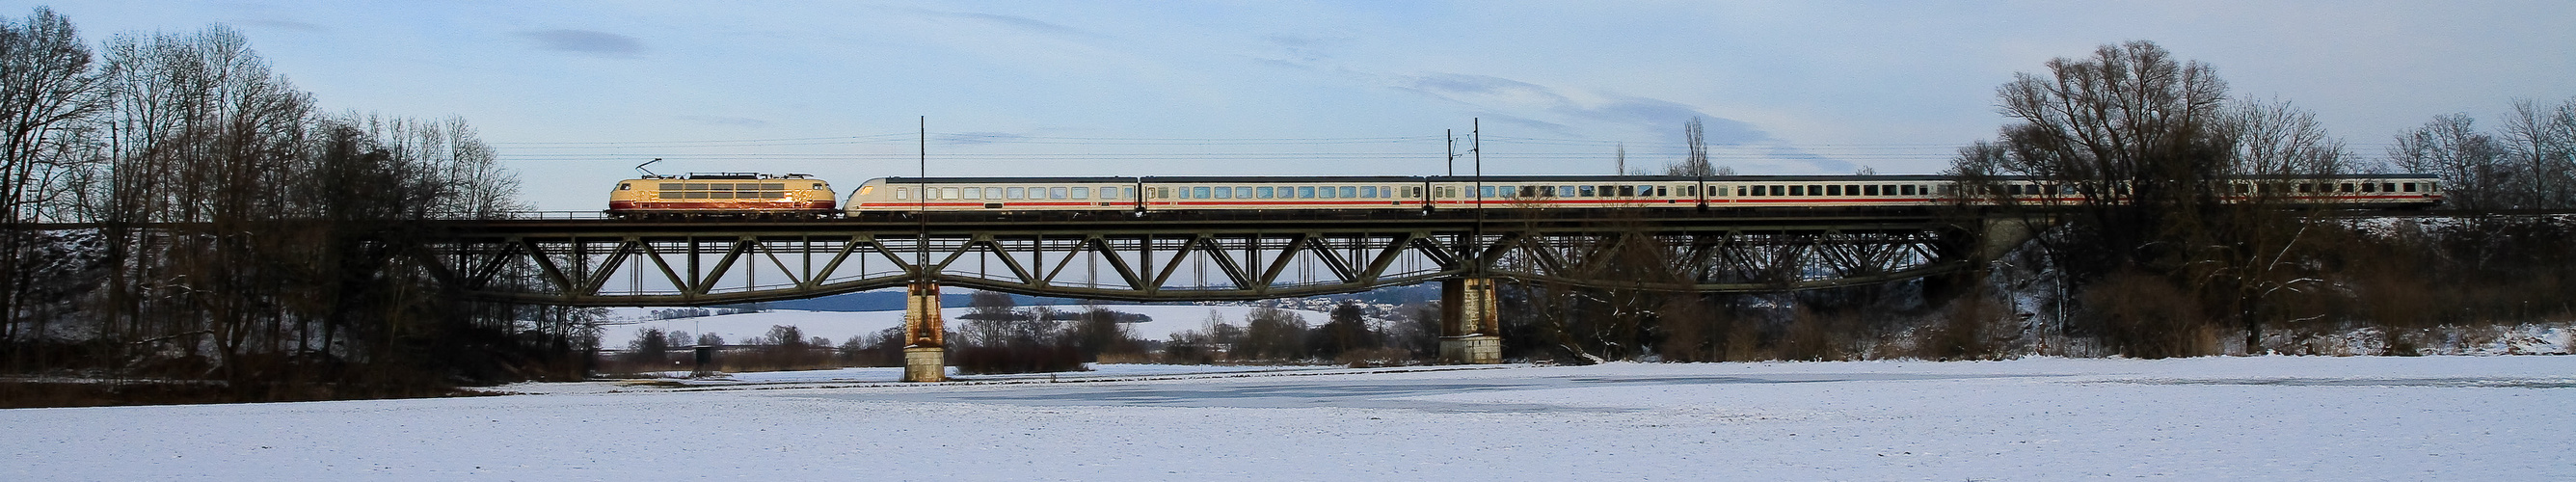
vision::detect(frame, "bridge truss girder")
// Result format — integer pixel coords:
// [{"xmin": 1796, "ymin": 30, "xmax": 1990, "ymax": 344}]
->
[{"xmin": 422, "ymin": 214, "xmax": 1987, "ymax": 307}]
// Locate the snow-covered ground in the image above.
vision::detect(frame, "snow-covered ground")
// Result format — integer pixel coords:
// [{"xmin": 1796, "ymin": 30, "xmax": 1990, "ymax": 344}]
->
[
  {"xmin": 8, "ymin": 356, "xmax": 2572, "ymax": 480},
  {"xmin": 600, "ymin": 305, "xmax": 1342, "ymax": 347}
]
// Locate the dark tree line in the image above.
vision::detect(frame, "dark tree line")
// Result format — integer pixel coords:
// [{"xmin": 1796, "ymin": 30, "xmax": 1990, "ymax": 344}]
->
[
  {"xmin": 1, "ymin": 9, "xmax": 546, "ymax": 405},
  {"xmin": 1489, "ymin": 40, "xmax": 2576, "ymax": 363}
]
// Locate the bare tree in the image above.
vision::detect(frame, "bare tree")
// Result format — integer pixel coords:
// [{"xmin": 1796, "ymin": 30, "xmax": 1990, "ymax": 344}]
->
[
  {"xmin": 1954, "ymin": 40, "xmax": 2233, "ymax": 281},
  {"xmin": 2500, "ymin": 97, "xmax": 2576, "ymax": 209},
  {"xmin": 2390, "ymin": 114, "xmax": 2509, "ymax": 211},
  {"xmin": 1666, "ymin": 118, "xmax": 1715, "ymax": 176},
  {"xmin": 0, "ymin": 7, "xmax": 104, "ymax": 368}
]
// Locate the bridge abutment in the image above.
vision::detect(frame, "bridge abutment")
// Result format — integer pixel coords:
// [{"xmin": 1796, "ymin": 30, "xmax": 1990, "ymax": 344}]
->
[
  {"xmin": 902, "ymin": 281, "xmax": 947, "ymax": 382},
  {"xmin": 1438, "ymin": 278, "xmax": 1502, "ymax": 363}
]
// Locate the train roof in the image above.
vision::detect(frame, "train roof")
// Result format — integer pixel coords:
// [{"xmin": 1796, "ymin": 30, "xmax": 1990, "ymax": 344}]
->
[{"xmin": 862, "ymin": 173, "xmax": 2439, "ymax": 184}]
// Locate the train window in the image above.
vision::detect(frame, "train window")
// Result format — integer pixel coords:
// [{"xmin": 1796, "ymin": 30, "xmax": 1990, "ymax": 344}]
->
[
  {"xmin": 1650, "ymin": 185, "xmax": 1663, "ymax": 197},
  {"xmin": 938, "ymin": 188, "xmax": 955, "ymax": 199},
  {"xmin": 2360, "ymin": 183, "xmax": 2375, "ymax": 193},
  {"xmin": 1863, "ymin": 185, "xmax": 1878, "ymax": 196},
  {"xmin": 1614, "ymin": 185, "xmax": 1629, "ymax": 197},
  {"xmin": 1257, "ymin": 187, "xmax": 1275, "ymax": 199},
  {"xmin": 1576, "ymin": 185, "xmax": 1595, "ymax": 197},
  {"xmin": 1361, "ymin": 186, "xmax": 1378, "ymax": 199},
  {"xmin": 1006, "ymin": 187, "xmax": 1026, "ymax": 200},
  {"xmin": 1339, "ymin": 186, "xmax": 1356, "ymax": 199},
  {"xmin": 1900, "ymin": 185, "xmax": 1917, "ymax": 196},
  {"xmin": 1478, "ymin": 186, "xmax": 1492, "ymax": 199},
  {"xmin": 1072, "ymin": 187, "xmax": 1090, "ymax": 200},
  {"xmin": 1045, "ymin": 187, "xmax": 1062, "ymax": 200},
  {"xmin": 1790, "ymin": 185, "xmax": 1807, "ymax": 196},
  {"xmin": 985, "ymin": 187, "xmax": 1002, "ymax": 199},
  {"xmin": 1236, "ymin": 187, "xmax": 1252, "ymax": 199},
  {"xmin": 1213, "ymin": 187, "xmax": 1231, "ymax": 199},
  {"xmin": 2402, "ymin": 182, "xmax": 2416, "ymax": 192},
  {"xmin": 1826, "ymin": 185, "xmax": 1842, "ymax": 196},
  {"xmin": 1295, "ymin": 186, "xmax": 1312, "ymax": 199},
  {"xmin": 2381, "ymin": 182, "xmax": 2396, "ymax": 193},
  {"xmin": 1312, "ymin": 186, "xmax": 1330, "ymax": 199},
  {"xmin": 894, "ymin": 188, "xmax": 909, "ymax": 200}
]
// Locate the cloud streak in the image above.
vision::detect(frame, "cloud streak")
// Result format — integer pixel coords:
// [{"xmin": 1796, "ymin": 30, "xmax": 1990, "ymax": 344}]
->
[{"xmin": 516, "ymin": 29, "xmax": 645, "ymax": 57}]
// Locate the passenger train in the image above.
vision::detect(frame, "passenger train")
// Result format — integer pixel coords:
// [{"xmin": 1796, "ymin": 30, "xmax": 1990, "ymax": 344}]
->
[
  {"xmin": 839, "ymin": 174, "xmax": 2445, "ymax": 213},
  {"xmin": 606, "ymin": 173, "xmax": 2444, "ymax": 218}
]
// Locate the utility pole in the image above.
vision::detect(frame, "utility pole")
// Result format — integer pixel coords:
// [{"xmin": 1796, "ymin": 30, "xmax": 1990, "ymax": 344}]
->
[
  {"xmin": 1446, "ymin": 129, "xmax": 1456, "ymax": 177},
  {"xmin": 917, "ymin": 116, "xmax": 927, "ymax": 278}
]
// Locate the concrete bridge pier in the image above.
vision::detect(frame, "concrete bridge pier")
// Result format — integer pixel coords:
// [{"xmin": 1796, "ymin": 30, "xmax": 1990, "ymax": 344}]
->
[
  {"xmin": 1438, "ymin": 278, "xmax": 1502, "ymax": 363},
  {"xmin": 901, "ymin": 281, "xmax": 947, "ymax": 382}
]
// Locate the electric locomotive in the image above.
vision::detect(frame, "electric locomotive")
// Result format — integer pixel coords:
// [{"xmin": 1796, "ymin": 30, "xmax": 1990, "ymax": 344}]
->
[{"xmin": 605, "ymin": 173, "xmax": 837, "ymax": 219}]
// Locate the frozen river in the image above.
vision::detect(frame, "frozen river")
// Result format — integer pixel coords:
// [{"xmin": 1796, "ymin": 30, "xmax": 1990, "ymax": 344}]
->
[{"xmin": 9, "ymin": 356, "xmax": 2572, "ymax": 480}]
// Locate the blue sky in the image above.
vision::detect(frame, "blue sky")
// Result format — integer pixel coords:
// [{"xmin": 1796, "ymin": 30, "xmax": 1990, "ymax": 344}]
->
[{"xmin": 23, "ymin": 1, "xmax": 2576, "ymax": 210}]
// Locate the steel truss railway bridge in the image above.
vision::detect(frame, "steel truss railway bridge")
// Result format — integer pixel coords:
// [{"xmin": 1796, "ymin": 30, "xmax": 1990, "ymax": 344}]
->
[{"xmin": 421, "ymin": 207, "xmax": 2045, "ymax": 381}]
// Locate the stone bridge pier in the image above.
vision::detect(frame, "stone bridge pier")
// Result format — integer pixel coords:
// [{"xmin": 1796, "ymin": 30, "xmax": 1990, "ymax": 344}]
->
[
  {"xmin": 1439, "ymin": 278, "xmax": 1502, "ymax": 363},
  {"xmin": 902, "ymin": 281, "xmax": 946, "ymax": 383}
]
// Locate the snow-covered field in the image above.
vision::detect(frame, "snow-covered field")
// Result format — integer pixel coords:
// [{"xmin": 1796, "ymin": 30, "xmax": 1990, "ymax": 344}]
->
[
  {"xmin": 601, "ymin": 305, "xmax": 1341, "ymax": 347},
  {"xmin": 9, "ymin": 356, "xmax": 2572, "ymax": 480}
]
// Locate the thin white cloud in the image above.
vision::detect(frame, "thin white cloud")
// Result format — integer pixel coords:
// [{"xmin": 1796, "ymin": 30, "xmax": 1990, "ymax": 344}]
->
[{"xmin": 516, "ymin": 29, "xmax": 645, "ymax": 57}]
